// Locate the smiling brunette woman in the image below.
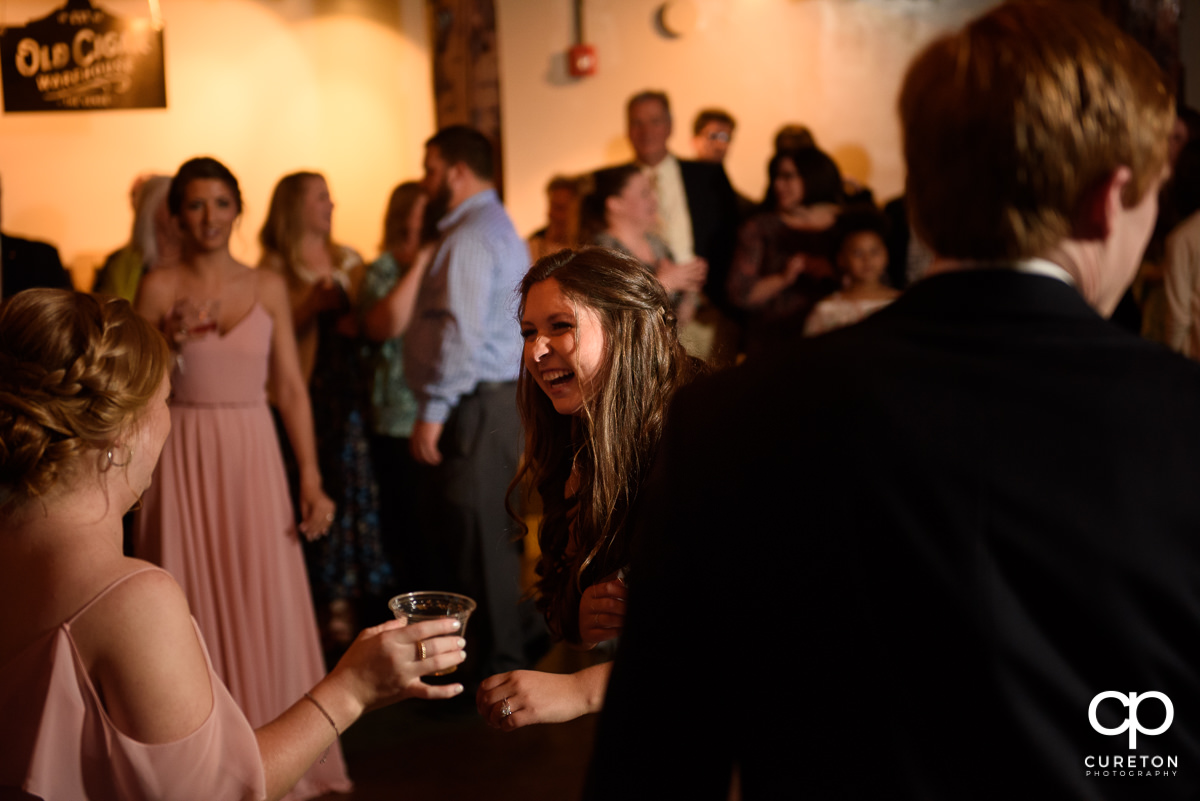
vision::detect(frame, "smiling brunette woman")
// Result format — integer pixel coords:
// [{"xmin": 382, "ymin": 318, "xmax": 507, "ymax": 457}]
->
[
  {"xmin": 132, "ymin": 157, "xmax": 365, "ymax": 799},
  {"xmin": 0, "ymin": 290, "xmax": 465, "ymax": 800},
  {"xmin": 476, "ymin": 247, "xmax": 705, "ymax": 730}
]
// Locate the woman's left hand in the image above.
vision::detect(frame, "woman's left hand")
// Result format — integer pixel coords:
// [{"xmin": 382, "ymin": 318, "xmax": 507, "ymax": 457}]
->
[
  {"xmin": 298, "ymin": 476, "xmax": 336, "ymax": 541},
  {"xmin": 476, "ymin": 670, "xmax": 594, "ymax": 731}
]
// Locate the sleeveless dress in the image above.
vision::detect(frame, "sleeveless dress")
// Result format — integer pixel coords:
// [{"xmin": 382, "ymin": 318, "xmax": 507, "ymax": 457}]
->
[
  {"xmin": 304, "ymin": 305, "xmax": 391, "ymax": 616},
  {"xmin": 133, "ymin": 304, "xmax": 351, "ymax": 800},
  {"xmin": 0, "ymin": 568, "xmax": 266, "ymax": 801}
]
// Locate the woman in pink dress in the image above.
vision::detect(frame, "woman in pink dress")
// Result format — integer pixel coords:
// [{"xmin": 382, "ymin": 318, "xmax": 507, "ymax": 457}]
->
[
  {"xmin": 0, "ymin": 289, "xmax": 466, "ymax": 800},
  {"xmin": 131, "ymin": 157, "xmax": 369, "ymax": 799}
]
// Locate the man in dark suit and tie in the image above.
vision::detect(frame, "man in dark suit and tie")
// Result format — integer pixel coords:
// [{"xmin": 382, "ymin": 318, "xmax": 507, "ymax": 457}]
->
[
  {"xmin": 1, "ymin": 178, "xmax": 72, "ymax": 300},
  {"xmin": 586, "ymin": 2, "xmax": 1200, "ymax": 799},
  {"xmin": 622, "ymin": 91, "xmax": 740, "ymax": 358},
  {"xmin": 625, "ymin": 91, "xmax": 738, "ymax": 284}
]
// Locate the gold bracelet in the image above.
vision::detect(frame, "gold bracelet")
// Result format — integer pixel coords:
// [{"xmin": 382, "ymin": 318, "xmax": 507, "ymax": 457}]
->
[{"xmin": 303, "ymin": 691, "xmax": 339, "ymax": 737}]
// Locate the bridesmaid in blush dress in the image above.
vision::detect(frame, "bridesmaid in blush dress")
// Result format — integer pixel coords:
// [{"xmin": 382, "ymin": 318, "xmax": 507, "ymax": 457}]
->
[
  {"xmin": 1, "ymin": 290, "xmax": 468, "ymax": 801},
  {"xmin": 133, "ymin": 157, "xmax": 351, "ymax": 800}
]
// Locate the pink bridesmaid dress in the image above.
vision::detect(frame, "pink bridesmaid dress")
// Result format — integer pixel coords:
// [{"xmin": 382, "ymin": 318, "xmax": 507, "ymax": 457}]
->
[
  {"xmin": 134, "ymin": 304, "xmax": 351, "ymax": 799},
  {"xmin": 0, "ymin": 568, "xmax": 265, "ymax": 800}
]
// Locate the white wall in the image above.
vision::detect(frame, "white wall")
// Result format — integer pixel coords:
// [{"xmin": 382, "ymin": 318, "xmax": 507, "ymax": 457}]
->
[
  {"xmin": 0, "ymin": 0, "xmax": 434, "ymax": 286},
  {"xmin": 5, "ymin": 0, "xmax": 1182, "ymax": 282},
  {"xmin": 496, "ymin": 0, "xmax": 1000, "ymax": 238}
]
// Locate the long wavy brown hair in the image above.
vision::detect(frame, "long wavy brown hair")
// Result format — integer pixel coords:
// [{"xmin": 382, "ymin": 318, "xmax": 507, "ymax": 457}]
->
[{"xmin": 509, "ymin": 247, "xmax": 706, "ymax": 642}]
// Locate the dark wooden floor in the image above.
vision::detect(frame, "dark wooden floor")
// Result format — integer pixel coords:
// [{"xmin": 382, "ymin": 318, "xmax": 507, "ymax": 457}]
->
[
  {"xmin": 337, "ymin": 699, "xmax": 597, "ymax": 801},
  {"xmin": 319, "ymin": 643, "xmax": 601, "ymax": 801}
]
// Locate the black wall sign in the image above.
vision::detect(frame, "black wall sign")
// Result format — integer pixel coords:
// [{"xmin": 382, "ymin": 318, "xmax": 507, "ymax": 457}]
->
[{"xmin": 0, "ymin": 0, "xmax": 166, "ymax": 112}]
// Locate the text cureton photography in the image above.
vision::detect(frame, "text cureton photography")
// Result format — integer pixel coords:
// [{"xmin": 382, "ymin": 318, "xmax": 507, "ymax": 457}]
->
[{"xmin": 1086, "ymin": 692, "xmax": 1180, "ymax": 779}]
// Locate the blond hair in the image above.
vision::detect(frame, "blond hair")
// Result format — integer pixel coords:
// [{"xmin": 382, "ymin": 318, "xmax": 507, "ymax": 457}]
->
[
  {"xmin": 0, "ymin": 290, "xmax": 170, "ymax": 510},
  {"xmin": 259, "ymin": 171, "xmax": 337, "ymax": 285}
]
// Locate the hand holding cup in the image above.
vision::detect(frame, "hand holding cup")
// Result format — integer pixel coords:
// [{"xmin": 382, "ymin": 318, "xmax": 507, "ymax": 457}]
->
[
  {"xmin": 329, "ymin": 617, "xmax": 467, "ymax": 713},
  {"xmin": 388, "ymin": 592, "xmax": 476, "ymax": 675}
]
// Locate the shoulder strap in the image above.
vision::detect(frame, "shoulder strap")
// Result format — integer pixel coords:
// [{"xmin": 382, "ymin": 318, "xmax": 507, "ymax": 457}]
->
[{"xmin": 65, "ymin": 566, "xmax": 170, "ymax": 626}]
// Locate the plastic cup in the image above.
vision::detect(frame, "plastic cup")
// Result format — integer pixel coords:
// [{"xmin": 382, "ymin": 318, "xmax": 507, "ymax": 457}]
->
[{"xmin": 388, "ymin": 591, "xmax": 476, "ymax": 675}]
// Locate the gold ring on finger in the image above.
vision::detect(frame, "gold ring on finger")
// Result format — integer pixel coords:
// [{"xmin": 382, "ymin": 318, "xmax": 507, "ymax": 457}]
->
[{"xmin": 416, "ymin": 640, "xmax": 428, "ymax": 660}]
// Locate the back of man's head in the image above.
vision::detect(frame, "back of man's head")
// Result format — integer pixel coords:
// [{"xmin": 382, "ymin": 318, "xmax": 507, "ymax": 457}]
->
[
  {"xmin": 427, "ymin": 125, "xmax": 495, "ymax": 182},
  {"xmin": 900, "ymin": 0, "xmax": 1172, "ymax": 261}
]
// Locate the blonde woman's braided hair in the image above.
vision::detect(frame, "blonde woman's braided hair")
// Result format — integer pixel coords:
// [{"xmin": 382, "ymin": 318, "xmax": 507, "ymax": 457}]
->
[{"xmin": 0, "ymin": 289, "xmax": 169, "ymax": 511}]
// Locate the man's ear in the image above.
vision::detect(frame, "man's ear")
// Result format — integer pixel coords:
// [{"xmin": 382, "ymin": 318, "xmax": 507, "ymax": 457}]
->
[
  {"xmin": 446, "ymin": 161, "xmax": 467, "ymax": 190},
  {"xmin": 1076, "ymin": 166, "xmax": 1133, "ymax": 240}
]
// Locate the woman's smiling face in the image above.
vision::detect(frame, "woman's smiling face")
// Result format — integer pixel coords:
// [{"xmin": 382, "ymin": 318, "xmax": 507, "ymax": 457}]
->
[
  {"xmin": 521, "ymin": 278, "xmax": 607, "ymax": 416},
  {"xmin": 178, "ymin": 178, "xmax": 238, "ymax": 253}
]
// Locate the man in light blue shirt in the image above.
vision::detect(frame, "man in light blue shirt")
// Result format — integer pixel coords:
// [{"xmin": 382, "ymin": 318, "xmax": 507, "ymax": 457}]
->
[{"xmin": 404, "ymin": 125, "xmax": 533, "ymax": 677}]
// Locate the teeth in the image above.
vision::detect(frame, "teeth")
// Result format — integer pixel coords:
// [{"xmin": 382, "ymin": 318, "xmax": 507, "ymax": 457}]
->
[{"xmin": 541, "ymin": 370, "xmax": 572, "ymax": 382}]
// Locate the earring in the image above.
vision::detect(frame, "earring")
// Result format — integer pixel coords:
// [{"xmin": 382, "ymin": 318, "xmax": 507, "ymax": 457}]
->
[{"xmin": 107, "ymin": 445, "xmax": 132, "ymax": 468}]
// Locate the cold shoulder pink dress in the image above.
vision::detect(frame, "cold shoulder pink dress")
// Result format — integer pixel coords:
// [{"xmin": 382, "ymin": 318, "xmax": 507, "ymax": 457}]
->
[
  {"xmin": 0, "ymin": 568, "xmax": 266, "ymax": 800},
  {"xmin": 133, "ymin": 304, "xmax": 351, "ymax": 799}
]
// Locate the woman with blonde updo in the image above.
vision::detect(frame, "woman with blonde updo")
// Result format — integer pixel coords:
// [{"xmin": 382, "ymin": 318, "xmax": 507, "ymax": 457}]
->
[{"xmin": 0, "ymin": 289, "xmax": 466, "ymax": 800}]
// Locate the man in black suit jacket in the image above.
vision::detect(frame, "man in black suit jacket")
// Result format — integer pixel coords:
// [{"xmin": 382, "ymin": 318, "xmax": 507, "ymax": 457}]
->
[
  {"xmin": 1, "ymin": 234, "xmax": 72, "ymax": 300},
  {"xmin": 586, "ymin": 3, "xmax": 1200, "ymax": 799},
  {"xmin": 625, "ymin": 90, "xmax": 739, "ymax": 314},
  {"xmin": 1, "ymin": 180, "xmax": 72, "ymax": 300}
]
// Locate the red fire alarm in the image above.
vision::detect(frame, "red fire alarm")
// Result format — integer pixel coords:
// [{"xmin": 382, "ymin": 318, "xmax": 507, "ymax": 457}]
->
[{"xmin": 568, "ymin": 43, "xmax": 597, "ymax": 77}]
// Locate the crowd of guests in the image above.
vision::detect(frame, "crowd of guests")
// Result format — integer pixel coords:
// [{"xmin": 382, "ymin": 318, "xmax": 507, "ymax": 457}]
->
[{"xmin": 4, "ymin": 0, "xmax": 1200, "ymax": 797}]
